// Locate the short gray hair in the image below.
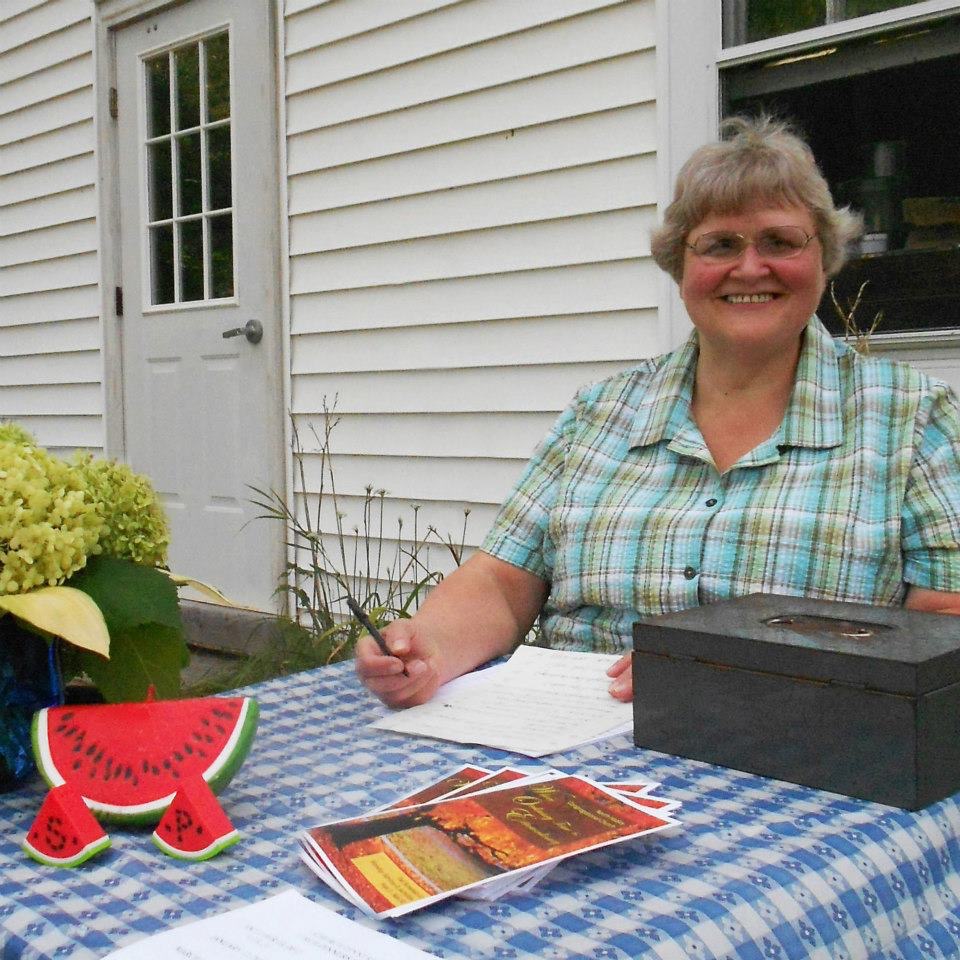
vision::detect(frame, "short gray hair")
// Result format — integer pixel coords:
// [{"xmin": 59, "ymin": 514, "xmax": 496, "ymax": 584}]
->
[{"xmin": 650, "ymin": 115, "xmax": 862, "ymax": 282}]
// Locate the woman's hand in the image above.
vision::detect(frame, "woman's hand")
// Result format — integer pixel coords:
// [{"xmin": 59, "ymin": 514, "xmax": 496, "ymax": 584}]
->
[
  {"xmin": 354, "ymin": 620, "xmax": 443, "ymax": 708},
  {"xmin": 606, "ymin": 652, "xmax": 632, "ymax": 701}
]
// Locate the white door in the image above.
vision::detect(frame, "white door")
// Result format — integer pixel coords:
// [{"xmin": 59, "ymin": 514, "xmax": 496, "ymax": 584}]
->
[{"xmin": 114, "ymin": 0, "xmax": 284, "ymax": 610}]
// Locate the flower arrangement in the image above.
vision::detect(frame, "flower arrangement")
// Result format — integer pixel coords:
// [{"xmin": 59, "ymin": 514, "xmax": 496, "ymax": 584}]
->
[{"xmin": 0, "ymin": 425, "xmax": 188, "ymax": 705}]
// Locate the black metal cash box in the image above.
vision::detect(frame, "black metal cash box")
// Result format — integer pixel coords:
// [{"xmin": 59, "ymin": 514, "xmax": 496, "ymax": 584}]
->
[{"xmin": 632, "ymin": 593, "xmax": 960, "ymax": 809}]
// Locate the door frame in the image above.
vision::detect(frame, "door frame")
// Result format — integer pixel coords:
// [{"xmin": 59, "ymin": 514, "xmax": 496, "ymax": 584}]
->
[{"xmin": 92, "ymin": 0, "xmax": 293, "ymax": 605}]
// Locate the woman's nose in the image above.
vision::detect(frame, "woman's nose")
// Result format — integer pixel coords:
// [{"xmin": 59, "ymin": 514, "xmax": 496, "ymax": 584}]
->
[{"xmin": 729, "ymin": 243, "xmax": 773, "ymax": 277}]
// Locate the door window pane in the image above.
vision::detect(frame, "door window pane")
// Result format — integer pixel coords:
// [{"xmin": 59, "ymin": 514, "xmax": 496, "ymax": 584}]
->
[
  {"xmin": 175, "ymin": 44, "xmax": 200, "ymax": 130},
  {"xmin": 207, "ymin": 124, "xmax": 232, "ymax": 211},
  {"xmin": 179, "ymin": 219, "xmax": 205, "ymax": 302},
  {"xmin": 206, "ymin": 33, "xmax": 230, "ymax": 122},
  {"xmin": 148, "ymin": 140, "xmax": 172, "ymax": 221},
  {"xmin": 143, "ymin": 30, "xmax": 233, "ymax": 304},
  {"xmin": 146, "ymin": 54, "xmax": 170, "ymax": 137},
  {"xmin": 177, "ymin": 132, "xmax": 202, "ymax": 216},
  {"xmin": 150, "ymin": 225, "xmax": 174, "ymax": 305},
  {"xmin": 210, "ymin": 214, "xmax": 234, "ymax": 298}
]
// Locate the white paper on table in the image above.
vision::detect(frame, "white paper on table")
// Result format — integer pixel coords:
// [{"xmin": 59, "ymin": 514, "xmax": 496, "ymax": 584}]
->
[
  {"xmin": 101, "ymin": 888, "xmax": 437, "ymax": 960},
  {"xmin": 370, "ymin": 645, "xmax": 632, "ymax": 756}
]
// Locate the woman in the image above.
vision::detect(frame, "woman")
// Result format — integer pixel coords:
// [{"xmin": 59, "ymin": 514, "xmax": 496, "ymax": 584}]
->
[{"xmin": 357, "ymin": 115, "xmax": 960, "ymax": 708}]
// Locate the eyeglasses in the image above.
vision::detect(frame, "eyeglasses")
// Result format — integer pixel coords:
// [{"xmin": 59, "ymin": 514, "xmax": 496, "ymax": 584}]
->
[{"xmin": 686, "ymin": 226, "xmax": 818, "ymax": 262}]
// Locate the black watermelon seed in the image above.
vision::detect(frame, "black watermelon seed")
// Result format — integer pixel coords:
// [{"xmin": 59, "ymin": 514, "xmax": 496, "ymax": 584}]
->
[
  {"xmin": 183, "ymin": 743, "xmax": 193, "ymax": 754},
  {"xmin": 173, "ymin": 751, "xmax": 183, "ymax": 761}
]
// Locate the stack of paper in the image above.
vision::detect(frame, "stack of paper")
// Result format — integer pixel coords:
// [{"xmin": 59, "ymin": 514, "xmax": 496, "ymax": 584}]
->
[
  {"xmin": 370, "ymin": 646, "xmax": 633, "ymax": 756},
  {"xmin": 299, "ymin": 764, "xmax": 681, "ymax": 917}
]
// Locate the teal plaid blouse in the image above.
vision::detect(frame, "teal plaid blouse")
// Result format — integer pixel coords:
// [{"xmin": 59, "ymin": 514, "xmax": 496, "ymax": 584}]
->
[{"xmin": 482, "ymin": 317, "xmax": 960, "ymax": 653}]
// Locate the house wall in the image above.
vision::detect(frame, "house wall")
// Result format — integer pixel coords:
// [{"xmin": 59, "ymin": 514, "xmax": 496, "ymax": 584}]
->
[
  {"xmin": 283, "ymin": 0, "xmax": 662, "ymax": 566},
  {"xmin": 0, "ymin": 0, "xmax": 103, "ymax": 455}
]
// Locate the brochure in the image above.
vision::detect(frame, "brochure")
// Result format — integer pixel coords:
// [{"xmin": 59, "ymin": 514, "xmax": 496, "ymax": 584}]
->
[{"xmin": 300, "ymin": 769, "xmax": 679, "ymax": 917}]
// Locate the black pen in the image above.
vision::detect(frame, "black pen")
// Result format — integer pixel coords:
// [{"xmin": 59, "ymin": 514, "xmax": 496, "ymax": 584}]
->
[{"xmin": 346, "ymin": 596, "xmax": 409, "ymax": 677}]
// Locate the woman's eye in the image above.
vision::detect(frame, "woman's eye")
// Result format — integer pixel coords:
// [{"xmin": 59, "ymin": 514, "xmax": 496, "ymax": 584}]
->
[{"xmin": 702, "ymin": 235, "xmax": 738, "ymax": 256}]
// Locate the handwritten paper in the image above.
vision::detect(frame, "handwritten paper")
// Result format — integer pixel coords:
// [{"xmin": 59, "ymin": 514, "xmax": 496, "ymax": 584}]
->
[
  {"xmin": 371, "ymin": 645, "xmax": 631, "ymax": 756},
  {"xmin": 102, "ymin": 889, "xmax": 436, "ymax": 960}
]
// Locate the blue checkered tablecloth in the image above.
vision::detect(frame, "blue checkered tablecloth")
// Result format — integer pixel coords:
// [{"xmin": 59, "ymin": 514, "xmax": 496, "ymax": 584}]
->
[{"xmin": 2, "ymin": 661, "xmax": 960, "ymax": 959}]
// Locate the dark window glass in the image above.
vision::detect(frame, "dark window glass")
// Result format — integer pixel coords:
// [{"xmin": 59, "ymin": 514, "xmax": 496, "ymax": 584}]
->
[
  {"xmin": 207, "ymin": 124, "xmax": 232, "ymax": 211},
  {"xmin": 150, "ymin": 225, "xmax": 174, "ymax": 305},
  {"xmin": 175, "ymin": 43, "xmax": 200, "ymax": 131},
  {"xmin": 146, "ymin": 54, "xmax": 170, "ymax": 137},
  {"xmin": 178, "ymin": 132, "xmax": 202, "ymax": 216},
  {"xmin": 179, "ymin": 219, "xmax": 205, "ymax": 302},
  {"xmin": 205, "ymin": 32, "xmax": 230, "ymax": 122},
  {"xmin": 148, "ymin": 140, "xmax": 172, "ymax": 221},
  {"xmin": 725, "ymin": 0, "xmax": 925, "ymax": 46},
  {"xmin": 746, "ymin": 1, "xmax": 824, "ymax": 44},
  {"xmin": 210, "ymin": 214, "xmax": 234, "ymax": 298}
]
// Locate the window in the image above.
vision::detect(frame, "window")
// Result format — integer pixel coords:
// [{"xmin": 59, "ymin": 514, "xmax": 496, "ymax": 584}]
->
[
  {"xmin": 720, "ymin": 3, "xmax": 960, "ymax": 335},
  {"xmin": 144, "ymin": 31, "xmax": 234, "ymax": 305}
]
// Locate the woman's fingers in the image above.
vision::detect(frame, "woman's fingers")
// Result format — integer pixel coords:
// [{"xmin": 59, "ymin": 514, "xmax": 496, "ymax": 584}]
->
[{"xmin": 606, "ymin": 652, "xmax": 632, "ymax": 700}]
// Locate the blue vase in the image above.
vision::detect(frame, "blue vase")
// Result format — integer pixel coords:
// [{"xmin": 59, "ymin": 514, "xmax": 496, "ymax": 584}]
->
[{"xmin": 0, "ymin": 620, "xmax": 64, "ymax": 791}]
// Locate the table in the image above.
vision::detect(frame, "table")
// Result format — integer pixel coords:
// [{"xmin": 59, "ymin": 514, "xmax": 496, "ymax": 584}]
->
[{"xmin": 2, "ymin": 661, "xmax": 960, "ymax": 960}]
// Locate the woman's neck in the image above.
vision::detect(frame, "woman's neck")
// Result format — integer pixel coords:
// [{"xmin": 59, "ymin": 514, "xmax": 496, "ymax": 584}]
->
[{"xmin": 690, "ymin": 334, "xmax": 802, "ymax": 473}]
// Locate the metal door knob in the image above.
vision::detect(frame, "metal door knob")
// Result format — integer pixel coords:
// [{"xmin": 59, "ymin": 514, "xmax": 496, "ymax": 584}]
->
[{"xmin": 221, "ymin": 319, "xmax": 263, "ymax": 344}]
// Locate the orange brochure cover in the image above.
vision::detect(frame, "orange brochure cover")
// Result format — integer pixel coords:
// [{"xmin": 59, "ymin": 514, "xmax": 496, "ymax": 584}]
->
[{"xmin": 303, "ymin": 775, "xmax": 678, "ymax": 917}]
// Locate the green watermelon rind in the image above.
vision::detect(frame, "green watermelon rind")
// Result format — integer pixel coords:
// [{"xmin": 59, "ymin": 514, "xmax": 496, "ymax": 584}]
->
[
  {"xmin": 151, "ymin": 826, "xmax": 240, "ymax": 862},
  {"xmin": 22, "ymin": 832, "xmax": 111, "ymax": 869},
  {"xmin": 31, "ymin": 697, "xmax": 260, "ymax": 826}
]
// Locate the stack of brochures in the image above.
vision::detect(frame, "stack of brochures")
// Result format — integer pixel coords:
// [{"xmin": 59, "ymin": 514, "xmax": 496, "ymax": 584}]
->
[{"xmin": 298, "ymin": 763, "xmax": 681, "ymax": 917}]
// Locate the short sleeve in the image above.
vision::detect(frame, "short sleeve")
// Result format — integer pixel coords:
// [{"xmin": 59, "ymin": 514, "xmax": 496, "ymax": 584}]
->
[
  {"xmin": 480, "ymin": 399, "xmax": 581, "ymax": 581},
  {"xmin": 901, "ymin": 382, "xmax": 960, "ymax": 591}
]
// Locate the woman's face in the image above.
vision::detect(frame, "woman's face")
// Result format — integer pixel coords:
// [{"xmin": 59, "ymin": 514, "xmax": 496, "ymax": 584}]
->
[{"xmin": 679, "ymin": 203, "xmax": 826, "ymax": 358}]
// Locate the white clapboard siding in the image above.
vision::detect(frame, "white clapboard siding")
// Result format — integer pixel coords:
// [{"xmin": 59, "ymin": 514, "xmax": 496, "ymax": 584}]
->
[
  {"xmin": 288, "ymin": 0, "xmax": 652, "ymax": 127},
  {"xmin": 284, "ymin": 0, "xmax": 661, "ymax": 555},
  {"xmin": 0, "ymin": 183, "xmax": 95, "ymax": 235},
  {"xmin": 0, "ymin": 18, "xmax": 91, "ymax": 85},
  {"xmin": 286, "ymin": 0, "xmax": 624, "ymax": 92},
  {"xmin": 288, "ymin": 51, "xmax": 655, "ymax": 173},
  {"xmin": 291, "ymin": 410, "xmax": 558, "ymax": 459},
  {"xmin": 0, "ymin": 117, "xmax": 93, "ymax": 174},
  {"xmin": 0, "ymin": 284, "xmax": 99, "ymax": 326},
  {"xmin": 290, "ymin": 154, "xmax": 655, "ymax": 253},
  {"xmin": 0, "ymin": 1, "xmax": 100, "ymax": 452},
  {"xmin": 289, "ymin": 101, "xmax": 656, "ymax": 213},
  {"xmin": 292, "ymin": 258, "xmax": 660, "ymax": 334},
  {"xmin": 0, "ymin": 153, "xmax": 93, "ymax": 206},
  {"xmin": 0, "ymin": 315, "xmax": 100, "ymax": 355},
  {"xmin": 291, "ymin": 310, "xmax": 658, "ymax": 374},
  {"xmin": 292, "ymin": 361, "xmax": 635, "ymax": 415},
  {"xmin": 0, "ymin": 217, "xmax": 97, "ymax": 265},
  {"xmin": 284, "ymin": 0, "xmax": 463, "ymax": 50}
]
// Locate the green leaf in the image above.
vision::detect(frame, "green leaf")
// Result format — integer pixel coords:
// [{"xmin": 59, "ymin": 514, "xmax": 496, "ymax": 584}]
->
[
  {"xmin": 69, "ymin": 555, "xmax": 182, "ymax": 635},
  {"xmin": 65, "ymin": 555, "xmax": 188, "ymax": 702},
  {"xmin": 65, "ymin": 623, "xmax": 187, "ymax": 702}
]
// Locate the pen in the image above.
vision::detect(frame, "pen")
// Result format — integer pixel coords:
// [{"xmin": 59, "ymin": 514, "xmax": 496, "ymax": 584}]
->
[{"xmin": 346, "ymin": 596, "xmax": 409, "ymax": 677}]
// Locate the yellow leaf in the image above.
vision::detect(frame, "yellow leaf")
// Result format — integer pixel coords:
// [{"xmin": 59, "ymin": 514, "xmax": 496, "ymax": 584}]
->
[
  {"xmin": 0, "ymin": 586, "xmax": 110, "ymax": 657},
  {"xmin": 165, "ymin": 572, "xmax": 261, "ymax": 611}
]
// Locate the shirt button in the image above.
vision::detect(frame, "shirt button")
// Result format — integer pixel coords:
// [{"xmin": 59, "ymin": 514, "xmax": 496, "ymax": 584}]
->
[
  {"xmin": 705, "ymin": 498, "xmax": 717, "ymax": 507},
  {"xmin": 683, "ymin": 566, "xmax": 698, "ymax": 580}
]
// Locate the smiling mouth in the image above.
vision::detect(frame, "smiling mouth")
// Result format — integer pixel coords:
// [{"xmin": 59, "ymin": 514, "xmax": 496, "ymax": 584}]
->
[{"xmin": 723, "ymin": 293, "xmax": 777, "ymax": 304}]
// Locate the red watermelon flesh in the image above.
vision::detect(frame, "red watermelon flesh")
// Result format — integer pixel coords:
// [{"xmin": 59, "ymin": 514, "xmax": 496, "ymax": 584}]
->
[
  {"xmin": 23, "ymin": 783, "xmax": 110, "ymax": 868},
  {"xmin": 152, "ymin": 775, "xmax": 239, "ymax": 860},
  {"xmin": 32, "ymin": 696, "xmax": 258, "ymax": 825}
]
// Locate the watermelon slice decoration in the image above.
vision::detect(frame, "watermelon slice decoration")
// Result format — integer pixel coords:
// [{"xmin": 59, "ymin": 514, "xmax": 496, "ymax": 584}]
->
[
  {"xmin": 23, "ymin": 783, "xmax": 110, "ymax": 868},
  {"xmin": 31, "ymin": 694, "xmax": 258, "ymax": 825},
  {"xmin": 152, "ymin": 775, "xmax": 240, "ymax": 861}
]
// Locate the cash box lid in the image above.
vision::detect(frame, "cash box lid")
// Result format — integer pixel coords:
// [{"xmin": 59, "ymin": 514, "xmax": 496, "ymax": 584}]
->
[{"xmin": 633, "ymin": 594, "xmax": 960, "ymax": 697}]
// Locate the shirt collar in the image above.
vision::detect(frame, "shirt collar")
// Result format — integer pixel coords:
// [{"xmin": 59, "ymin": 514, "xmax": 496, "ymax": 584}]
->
[{"xmin": 628, "ymin": 315, "xmax": 844, "ymax": 452}]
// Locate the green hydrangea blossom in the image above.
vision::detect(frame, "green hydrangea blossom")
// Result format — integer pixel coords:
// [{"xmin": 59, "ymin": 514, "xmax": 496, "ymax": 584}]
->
[
  {"xmin": 0, "ymin": 422, "xmax": 37, "ymax": 447},
  {"xmin": 0, "ymin": 442, "xmax": 102, "ymax": 593},
  {"xmin": 72, "ymin": 454, "xmax": 170, "ymax": 567}
]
